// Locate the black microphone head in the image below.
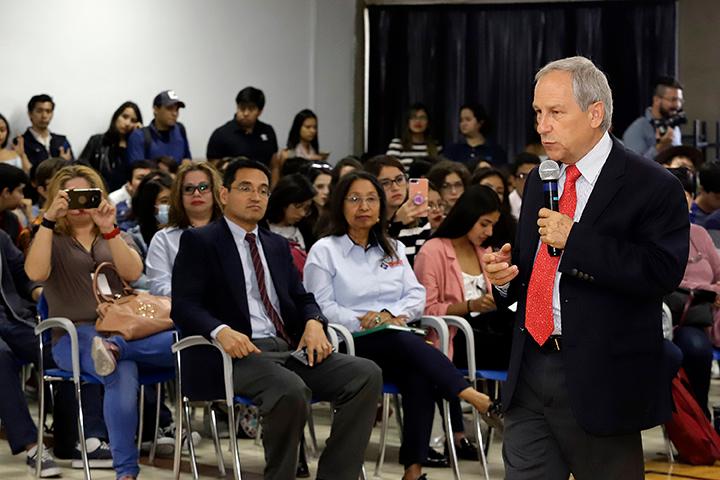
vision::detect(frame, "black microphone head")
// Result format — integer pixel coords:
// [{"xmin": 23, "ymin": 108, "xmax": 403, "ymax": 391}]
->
[{"xmin": 539, "ymin": 160, "xmax": 561, "ymax": 181}]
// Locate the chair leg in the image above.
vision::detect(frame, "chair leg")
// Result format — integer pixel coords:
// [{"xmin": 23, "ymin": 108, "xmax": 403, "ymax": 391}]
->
[
  {"xmin": 183, "ymin": 399, "xmax": 199, "ymax": 479},
  {"xmin": 149, "ymin": 383, "xmax": 162, "ymax": 463},
  {"xmin": 442, "ymin": 399, "xmax": 461, "ymax": 480},
  {"xmin": 472, "ymin": 409, "xmax": 490, "ymax": 480},
  {"xmin": 662, "ymin": 424, "xmax": 675, "ymax": 463},
  {"xmin": 137, "ymin": 385, "xmax": 145, "ymax": 453},
  {"xmin": 306, "ymin": 405, "xmax": 319, "ymax": 457},
  {"xmin": 35, "ymin": 374, "xmax": 46, "ymax": 480},
  {"xmin": 227, "ymin": 403, "xmax": 243, "ymax": 480},
  {"xmin": 75, "ymin": 379, "xmax": 92, "ymax": 480},
  {"xmin": 209, "ymin": 404, "xmax": 227, "ymax": 476},
  {"xmin": 392, "ymin": 393, "xmax": 404, "ymax": 443},
  {"xmin": 359, "ymin": 464, "xmax": 368, "ymax": 480},
  {"xmin": 374, "ymin": 393, "xmax": 391, "ymax": 477}
]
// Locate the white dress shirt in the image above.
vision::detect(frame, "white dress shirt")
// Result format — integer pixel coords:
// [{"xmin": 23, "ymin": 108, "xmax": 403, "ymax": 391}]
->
[
  {"xmin": 211, "ymin": 218, "xmax": 281, "ymax": 339},
  {"xmin": 146, "ymin": 226, "xmax": 185, "ymax": 297},
  {"xmin": 303, "ymin": 234, "xmax": 426, "ymax": 332}
]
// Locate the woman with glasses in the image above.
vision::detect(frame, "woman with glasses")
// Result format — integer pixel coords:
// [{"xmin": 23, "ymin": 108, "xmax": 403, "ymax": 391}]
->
[
  {"xmin": 386, "ymin": 103, "xmax": 442, "ymax": 171},
  {"xmin": 443, "ymin": 103, "xmax": 507, "ymax": 169},
  {"xmin": 304, "ymin": 171, "xmax": 493, "ymax": 480},
  {"xmin": 364, "ymin": 155, "xmax": 430, "ymax": 267},
  {"xmin": 426, "ymin": 160, "xmax": 471, "ymax": 210},
  {"xmin": 146, "ymin": 161, "xmax": 223, "ymax": 296}
]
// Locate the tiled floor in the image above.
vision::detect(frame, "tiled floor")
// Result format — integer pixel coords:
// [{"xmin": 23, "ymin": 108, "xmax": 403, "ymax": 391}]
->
[{"xmin": 1, "ymin": 378, "xmax": 719, "ymax": 479}]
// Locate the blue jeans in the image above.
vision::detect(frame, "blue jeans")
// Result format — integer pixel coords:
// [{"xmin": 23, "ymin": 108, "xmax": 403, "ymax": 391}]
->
[{"xmin": 52, "ymin": 325, "xmax": 174, "ymax": 479}]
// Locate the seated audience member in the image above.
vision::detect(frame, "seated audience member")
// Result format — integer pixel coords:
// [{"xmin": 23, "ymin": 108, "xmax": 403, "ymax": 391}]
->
[
  {"xmin": 508, "ymin": 152, "xmax": 541, "ymax": 220},
  {"xmin": 127, "ymin": 171, "xmax": 173, "ymax": 256},
  {"xmin": 443, "ymin": 103, "xmax": 507, "ymax": 169},
  {"xmin": 386, "ymin": 103, "xmax": 442, "ymax": 170},
  {"xmin": 364, "ymin": 155, "xmax": 430, "ymax": 266},
  {"xmin": 206, "ymin": 87, "xmax": 278, "ymax": 167},
  {"xmin": 109, "ymin": 160, "xmax": 155, "ymax": 230},
  {"xmin": 303, "ymin": 162, "xmax": 333, "ymax": 245},
  {"xmin": 25, "ymin": 164, "xmax": 175, "ymax": 480},
  {"xmin": 171, "ymin": 159, "xmax": 382, "ymax": 480},
  {"xmin": 622, "ymin": 76, "xmax": 684, "ymax": 159},
  {"xmin": 663, "ymin": 168, "xmax": 717, "ymax": 418},
  {"xmin": 426, "ymin": 182, "xmax": 446, "ymax": 233},
  {"xmin": 426, "ymin": 159, "xmax": 470, "ymax": 210},
  {"xmin": 79, "ymin": 101, "xmax": 143, "ymax": 192},
  {"xmin": 156, "ymin": 155, "xmax": 178, "ymax": 177},
  {"xmin": 690, "ymin": 161, "xmax": 720, "ymax": 226},
  {"xmin": 265, "ymin": 174, "xmax": 315, "ymax": 253},
  {"xmin": 146, "ymin": 161, "xmax": 223, "ymax": 296},
  {"xmin": 0, "ymin": 164, "xmax": 29, "ymax": 247},
  {"xmin": 330, "ymin": 156, "xmax": 363, "ymax": 189},
  {"xmin": 22, "ymin": 94, "xmax": 73, "ymax": 167},
  {"xmin": 471, "ymin": 167, "xmax": 517, "ymax": 248},
  {"xmin": 127, "ymin": 90, "xmax": 191, "ymax": 165},
  {"xmin": 655, "ymin": 145, "xmax": 703, "ymax": 173},
  {"xmin": 303, "ymin": 171, "xmax": 493, "ymax": 480},
  {"xmin": 0, "ymin": 113, "xmax": 31, "ymax": 173},
  {"xmin": 279, "ymin": 109, "xmax": 327, "ymax": 162}
]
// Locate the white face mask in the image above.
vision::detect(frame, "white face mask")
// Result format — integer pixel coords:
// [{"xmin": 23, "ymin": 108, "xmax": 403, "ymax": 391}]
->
[{"xmin": 155, "ymin": 203, "xmax": 170, "ymax": 225}]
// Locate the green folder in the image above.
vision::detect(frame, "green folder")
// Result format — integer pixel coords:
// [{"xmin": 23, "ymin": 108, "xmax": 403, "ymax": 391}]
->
[{"xmin": 352, "ymin": 323, "xmax": 427, "ymax": 338}]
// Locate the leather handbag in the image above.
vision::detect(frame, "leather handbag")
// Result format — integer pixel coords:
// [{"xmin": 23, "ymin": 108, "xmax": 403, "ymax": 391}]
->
[{"xmin": 93, "ymin": 262, "xmax": 174, "ymax": 340}]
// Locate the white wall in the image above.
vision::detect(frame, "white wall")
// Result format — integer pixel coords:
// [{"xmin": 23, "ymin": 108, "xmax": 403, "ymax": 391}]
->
[{"xmin": 0, "ymin": 0, "xmax": 356, "ymax": 162}]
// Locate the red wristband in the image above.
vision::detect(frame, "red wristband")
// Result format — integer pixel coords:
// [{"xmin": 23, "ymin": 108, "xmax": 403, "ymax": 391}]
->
[{"xmin": 102, "ymin": 226, "xmax": 121, "ymax": 240}]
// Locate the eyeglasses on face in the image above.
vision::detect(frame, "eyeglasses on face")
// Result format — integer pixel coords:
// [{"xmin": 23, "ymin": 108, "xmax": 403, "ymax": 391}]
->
[
  {"xmin": 428, "ymin": 201, "xmax": 446, "ymax": 212},
  {"xmin": 379, "ymin": 174, "xmax": 407, "ymax": 189},
  {"xmin": 345, "ymin": 195, "xmax": 380, "ymax": 207},
  {"xmin": 182, "ymin": 182, "xmax": 211, "ymax": 195},
  {"xmin": 232, "ymin": 183, "xmax": 271, "ymax": 198},
  {"xmin": 441, "ymin": 181, "xmax": 464, "ymax": 192}
]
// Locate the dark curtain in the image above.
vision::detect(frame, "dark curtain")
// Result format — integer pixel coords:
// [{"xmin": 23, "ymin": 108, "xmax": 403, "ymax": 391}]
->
[{"xmin": 367, "ymin": 1, "xmax": 677, "ymax": 160}]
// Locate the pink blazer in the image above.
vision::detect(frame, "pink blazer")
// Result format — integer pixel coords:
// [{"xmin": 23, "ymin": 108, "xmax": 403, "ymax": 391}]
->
[{"xmin": 414, "ymin": 237, "xmax": 492, "ymax": 359}]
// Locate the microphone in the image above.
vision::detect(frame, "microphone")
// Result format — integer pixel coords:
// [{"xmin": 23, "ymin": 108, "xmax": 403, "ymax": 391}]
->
[{"xmin": 538, "ymin": 160, "xmax": 561, "ymax": 257}]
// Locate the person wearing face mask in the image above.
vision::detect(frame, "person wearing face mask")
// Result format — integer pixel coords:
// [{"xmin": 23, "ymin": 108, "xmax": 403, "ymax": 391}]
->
[
  {"xmin": 126, "ymin": 171, "xmax": 173, "ymax": 257},
  {"xmin": 79, "ymin": 102, "xmax": 143, "ymax": 192}
]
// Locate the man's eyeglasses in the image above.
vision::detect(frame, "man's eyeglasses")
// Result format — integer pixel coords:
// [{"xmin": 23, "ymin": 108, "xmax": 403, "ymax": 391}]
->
[
  {"xmin": 379, "ymin": 175, "xmax": 407, "ymax": 189},
  {"xmin": 182, "ymin": 182, "xmax": 211, "ymax": 195},
  {"xmin": 232, "ymin": 183, "xmax": 271, "ymax": 198},
  {"xmin": 345, "ymin": 195, "xmax": 380, "ymax": 207},
  {"xmin": 441, "ymin": 181, "xmax": 464, "ymax": 192}
]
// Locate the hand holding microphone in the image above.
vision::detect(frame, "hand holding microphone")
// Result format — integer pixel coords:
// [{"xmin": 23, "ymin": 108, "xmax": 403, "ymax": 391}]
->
[{"xmin": 538, "ymin": 160, "xmax": 575, "ymax": 254}]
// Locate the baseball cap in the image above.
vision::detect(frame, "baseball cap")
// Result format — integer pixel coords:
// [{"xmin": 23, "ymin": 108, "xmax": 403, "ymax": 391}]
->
[{"xmin": 153, "ymin": 90, "xmax": 186, "ymax": 108}]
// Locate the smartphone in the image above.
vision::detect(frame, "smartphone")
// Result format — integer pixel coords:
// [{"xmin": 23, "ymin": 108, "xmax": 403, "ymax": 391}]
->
[
  {"xmin": 66, "ymin": 188, "xmax": 102, "ymax": 209},
  {"xmin": 408, "ymin": 178, "xmax": 429, "ymax": 216}
]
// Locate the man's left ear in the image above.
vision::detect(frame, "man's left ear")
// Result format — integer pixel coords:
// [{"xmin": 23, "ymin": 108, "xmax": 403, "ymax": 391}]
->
[{"xmin": 589, "ymin": 102, "xmax": 604, "ymax": 128}]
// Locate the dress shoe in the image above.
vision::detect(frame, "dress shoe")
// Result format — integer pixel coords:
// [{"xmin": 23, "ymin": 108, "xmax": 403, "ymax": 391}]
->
[
  {"xmin": 421, "ymin": 447, "xmax": 448, "ymax": 468},
  {"xmin": 446, "ymin": 437, "xmax": 478, "ymax": 461}
]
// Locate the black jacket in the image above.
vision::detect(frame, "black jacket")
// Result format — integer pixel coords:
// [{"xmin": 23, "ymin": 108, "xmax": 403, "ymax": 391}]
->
[{"xmin": 22, "ymin": 128, "xmax": 73, "ymax": 167}]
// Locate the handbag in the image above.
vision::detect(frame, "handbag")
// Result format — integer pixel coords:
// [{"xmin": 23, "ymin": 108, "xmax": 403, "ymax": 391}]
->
[
  {"xmin": 669, "ymin": 288, "xmax": 716, "ymax": 328},
  {"xmin": 93, "ymin": 262, "xmax": 174, "ymax": 340}
]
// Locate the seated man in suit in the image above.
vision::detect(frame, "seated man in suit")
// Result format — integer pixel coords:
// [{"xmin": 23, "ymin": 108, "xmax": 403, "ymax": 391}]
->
[{"xmin": 171, "ymin": 159, "xmax": 382, "ymax": 480}]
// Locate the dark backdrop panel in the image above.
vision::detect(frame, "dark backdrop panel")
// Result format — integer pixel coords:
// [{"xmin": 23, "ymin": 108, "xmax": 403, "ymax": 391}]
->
[{"xmin": 367, "ymin": 1, "xmax": 677, "ymax": 159}]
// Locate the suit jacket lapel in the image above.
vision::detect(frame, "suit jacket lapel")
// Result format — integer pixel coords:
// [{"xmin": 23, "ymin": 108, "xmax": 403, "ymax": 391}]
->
[
  {"xmin": 577, "ymin": 140, "xmax": 626, "ymax": 226},
  {"xmin": 218, "ymin": 221, "xmax": 251, "ymax": 321}
]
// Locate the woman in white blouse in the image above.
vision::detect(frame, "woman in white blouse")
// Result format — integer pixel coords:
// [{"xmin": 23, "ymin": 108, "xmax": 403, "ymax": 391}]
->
[
  {"xmin": 304, "ymin": 171, "xmax": 492, "ymax": 480},
  {"xmin": 146, "ymin": 161, "xmax": 223, "ymax": 296}
]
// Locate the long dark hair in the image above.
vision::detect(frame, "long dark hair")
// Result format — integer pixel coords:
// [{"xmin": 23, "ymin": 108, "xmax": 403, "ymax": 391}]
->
[
  {"xmin": 286, "ymin": 109, "xmax": 319, "ymax": 152},
  {"xmin": 320, "ymin": 171, "xmax": 397, "ymax": 260},
  {"xmin": 460, "ymin": 102, "xmax": 492, "ymax": 135},
  {"xmin": 433, "ymin": 185, "xmax": 501, "ymax": 246},
  {"xmin": 265, "ymin": 174, "xmax": 316, "ymax": 224},
  {"xmin": 469, "ymin": 167, "xmax": 517, "ymax": 248},
  {"xmin": 103, "ymin": 101, "xmax": 143, "ymax": 146},
  {"xmin": 0, "ymin": 113, "xmax": 10, "ymax": 148},
  {"xmin": 131, "ymin": 170, "xmax": 173, "ymax": 245},
  {"xmin": 400, "ymin": 102, "xmax": 439, "ymax": 155}
]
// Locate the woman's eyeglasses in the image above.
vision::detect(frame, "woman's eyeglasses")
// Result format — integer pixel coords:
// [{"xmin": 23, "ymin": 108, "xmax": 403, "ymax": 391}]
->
[
  {"xmin": 182, "ymin": 182, "xmax": 211, "ymax": 195},
  {"xmin": 345, "ymin": 195, "xmax": 380, "ymax": 207},
  {"xmin": 379, "ymin": 175, "xmax": 407, "ymax": 189}
]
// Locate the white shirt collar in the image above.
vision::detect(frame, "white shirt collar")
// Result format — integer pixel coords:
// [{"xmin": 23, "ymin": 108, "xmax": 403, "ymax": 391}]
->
[
  {"xmin": 562, "ymin": 131, "xmax": 612, "ymax": 186},
  {"xmin": 224, "ymin": 216, "xmax": 259, "ymax": 241}
]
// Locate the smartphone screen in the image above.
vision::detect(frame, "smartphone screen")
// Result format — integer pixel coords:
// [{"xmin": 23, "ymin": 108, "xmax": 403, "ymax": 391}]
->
[{"xmin": 408, "ymin": 178, "xmax": 429, "ymax": 217}]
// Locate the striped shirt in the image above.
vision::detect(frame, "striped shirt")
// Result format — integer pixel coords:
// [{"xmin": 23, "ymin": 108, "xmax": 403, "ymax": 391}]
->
[{"xmin": 386, "ymin": 138, "xmax": 442, "ymax": 170}]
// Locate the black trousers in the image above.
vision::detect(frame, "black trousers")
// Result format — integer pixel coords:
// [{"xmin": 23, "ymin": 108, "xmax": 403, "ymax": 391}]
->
[
  {"xmin": 354, "ymin": 330, "xmax": 469, "ymax": 467},
  {"xmin": 502, "ymin": 336, "xmax": 644, "ymax": 480}
]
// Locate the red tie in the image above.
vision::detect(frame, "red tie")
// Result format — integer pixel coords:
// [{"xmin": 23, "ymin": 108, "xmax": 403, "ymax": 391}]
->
[
  {"xmin": 244, "ymin": 233, "xmax": 292, "ymax": 345},
  {"xmin": 525, "ymin": 165, "xmax": 581, "ymax": 345}
]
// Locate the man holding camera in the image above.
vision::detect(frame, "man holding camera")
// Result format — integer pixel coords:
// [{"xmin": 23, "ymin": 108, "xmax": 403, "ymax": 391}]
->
[{"xmin": 622, "ymin": 76, "xmax": 685, "ymax": 159}]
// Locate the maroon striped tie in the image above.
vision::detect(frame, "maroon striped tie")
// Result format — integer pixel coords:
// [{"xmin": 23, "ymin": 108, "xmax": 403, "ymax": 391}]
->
[{"xmin": 244, "ymin": 233, "xmax": 292, "ymax": 344}]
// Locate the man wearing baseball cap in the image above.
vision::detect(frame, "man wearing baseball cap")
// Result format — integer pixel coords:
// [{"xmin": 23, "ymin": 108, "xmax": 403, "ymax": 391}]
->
[{"xmin": 127, "ymin": 90, "xmax": 191, "ymax": 165}]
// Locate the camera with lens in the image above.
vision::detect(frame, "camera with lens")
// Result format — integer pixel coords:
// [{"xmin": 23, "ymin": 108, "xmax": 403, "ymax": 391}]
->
[
  {"xmin": 650, "ymin": 111, "xmax": 687, "ymax": 136},
  {"xmin": 65, "ymin": 188, "xmax": 102, "ymax": 210}
]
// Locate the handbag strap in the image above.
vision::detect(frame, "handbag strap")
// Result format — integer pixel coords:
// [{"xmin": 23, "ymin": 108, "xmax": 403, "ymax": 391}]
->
[
  {"xmin": 93, "ymin": 262, "xmax": 133, "ymax": 304},
  {"xmin": 676, "ymin": 290, "xmax": 696, "ymax": 330}
]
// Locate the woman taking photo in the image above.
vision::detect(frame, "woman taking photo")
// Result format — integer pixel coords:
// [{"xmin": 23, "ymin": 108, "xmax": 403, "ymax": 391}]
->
[
  {"xmin": 386, "ymin": 103, "xmax": 441, "ymax": 170},
  {"xmin": 79, "ymin": 101, "xmax": 143, "ymax": 192},
  {"xmin": 146, "ymin": 161, "xmax": 223, "ymax": 296},
  {"xmin": 25, "ymin": 165, "xmax": 174, "ymax": 480},
  {"xmin": 304, "ymin": 171, "xmax": 492, "ymax": 480}
]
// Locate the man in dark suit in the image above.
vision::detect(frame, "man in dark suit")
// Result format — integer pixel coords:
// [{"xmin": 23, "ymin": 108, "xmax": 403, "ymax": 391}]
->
[
  {"xmin": 172, "ymin": 159, "xmax": 382, "ymax": 480},
  {"xmin": 482, "ymin": 56, "xmax": 689, "ymax": 479}
]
